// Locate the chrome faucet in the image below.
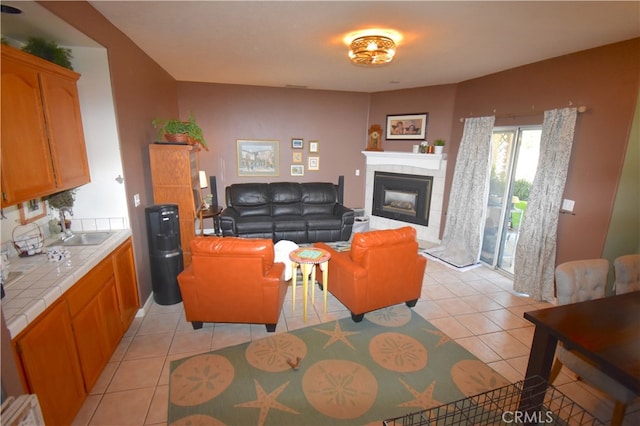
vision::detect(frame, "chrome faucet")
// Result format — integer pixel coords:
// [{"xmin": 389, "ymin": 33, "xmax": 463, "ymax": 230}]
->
[{"xmin": 59, "ymin": 207, "xmax": 74, "ymax": 240}]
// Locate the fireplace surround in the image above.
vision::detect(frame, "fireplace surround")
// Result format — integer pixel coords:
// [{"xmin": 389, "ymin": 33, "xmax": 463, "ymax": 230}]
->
[
  {"xmin": 362, "ymin": 151, "xmax": 447, "ymax": 242},
  {"xmin": 372, "ymin": 171, "xmax": 433, "ymax": 227}
]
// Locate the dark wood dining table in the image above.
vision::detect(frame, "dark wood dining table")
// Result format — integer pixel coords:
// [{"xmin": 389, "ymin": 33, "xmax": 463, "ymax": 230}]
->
[{"xmin": 520, "ymin": 291, "xmax": 640, "ymax": 412}]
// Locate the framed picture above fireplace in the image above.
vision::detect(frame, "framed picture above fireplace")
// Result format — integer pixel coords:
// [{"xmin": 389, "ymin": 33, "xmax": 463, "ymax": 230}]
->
[{"xmin": 386, "ymin": 113, "xmax": 428, "ymax": 140}]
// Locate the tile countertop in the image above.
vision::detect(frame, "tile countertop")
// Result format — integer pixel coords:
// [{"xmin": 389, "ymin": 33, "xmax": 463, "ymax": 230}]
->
[{"xmin": 1, "ymin": 229, "xmax": 132, "ymax": 339}]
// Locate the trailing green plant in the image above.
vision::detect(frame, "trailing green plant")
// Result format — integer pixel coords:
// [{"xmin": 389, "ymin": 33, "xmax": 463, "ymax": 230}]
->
[
  {"xmin": 434, "ymin": 139, "xmax": 446, "ymax": 146},
  {"xmin": 21, "ymin": 37, "xmax": 73, "ymax": 70},
  {"xmin": 46, "ymin": 189, "xmax": 76, "ymax": 209},
  {"xmin": 152, "ymin": 113, "xmax": 207, "ymax": 148}
]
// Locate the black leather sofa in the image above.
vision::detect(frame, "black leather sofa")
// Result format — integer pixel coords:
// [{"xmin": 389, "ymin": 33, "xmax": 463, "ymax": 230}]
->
[{"xmin": 220, "ymin": 182, "xmax": 354, "ymax": 243}]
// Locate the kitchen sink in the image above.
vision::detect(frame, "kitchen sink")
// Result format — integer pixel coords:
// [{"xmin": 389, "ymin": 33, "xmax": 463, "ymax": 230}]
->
[{"xmin": 48, "ymin": 232, "xmax": 115, "ymax": 247}]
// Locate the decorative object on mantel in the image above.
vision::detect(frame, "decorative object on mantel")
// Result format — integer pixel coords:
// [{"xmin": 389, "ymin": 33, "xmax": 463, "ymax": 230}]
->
[
  {"xmin": 21, "ymin": 37, "xmax": 73, "ymax": 70},
  {"xmin": 152, "ymin": 113, "xmax": 208, "ymax": 149},
  {"xmin": 434, "ymin": 139, "xmax": 446, "ymax": 154},
  {"xmin": 386, "ymin": 113, "xmax": 428, "ymax": 140},
  {"xmin": 366, "ymin": 124, "xmax": 384, "ymax": 151}
]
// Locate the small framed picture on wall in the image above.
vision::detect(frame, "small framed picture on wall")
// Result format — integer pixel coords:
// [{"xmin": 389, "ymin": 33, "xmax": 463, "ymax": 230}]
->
[
  {"xmin": 292, "ymin": 152, "xmax": 303, "ymax": 163},
  {"xmin": 290, "ymin": 165, "xmax": 304, "ymax": 176},
  {"xmin": 309, "ymin": 140, "xmax": 319, "ymax": 153},
  {"xmin": 291, "ymin": 138, "xmax": 304, "ymax": 149},
  {"xmin": 308, "ymin": 156, "xmax": 319, "ymax": 171}
]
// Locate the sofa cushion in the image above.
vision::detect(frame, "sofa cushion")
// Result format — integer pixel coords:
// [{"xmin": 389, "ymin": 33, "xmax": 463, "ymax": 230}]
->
[
  {"xmin": 234, "ymin": 216, "xmax": 274, "ymax": 234},
  {"xmin": 304, "ymin": 215, "xmax": 342, "ymax": 229},
  {"xmin": 270, "ymin": 183, "xmax": 303, "ymax": 216},
  {"xmin": 228, "ymin": 183, "xmax": 271, "ymax": 217},
  {"xmin": 351, "ymin": 226, "xmax": 417, "ymax": 265},
  {"xmin": 273, "ymin": 216, "xmax": 307, "ymax": 231},
  {"xmin": 301, "ymin": 183, "xmax": 338, "ymax": 216}
]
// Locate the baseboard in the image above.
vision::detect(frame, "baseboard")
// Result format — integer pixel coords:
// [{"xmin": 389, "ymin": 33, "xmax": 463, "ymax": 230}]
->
[{"xmin": 136, "ymin": 293, "xmax": 154, "ymax": 318}]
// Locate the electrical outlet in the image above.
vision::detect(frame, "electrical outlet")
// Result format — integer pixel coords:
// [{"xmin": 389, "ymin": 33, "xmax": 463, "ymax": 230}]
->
[
  {"xmin": 355, "ymin": 169, "xmax": 360, "ymax": 176},
  {"xmin": 134, "ymin": 193, "xmax": 140, "ymax": 207},
  {"xmin": 562, "ymin": 199, "xmax": 575, "ymax": 212}
]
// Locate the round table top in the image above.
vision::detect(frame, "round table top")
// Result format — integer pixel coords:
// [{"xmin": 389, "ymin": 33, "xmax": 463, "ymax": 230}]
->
[{"xmin": 289, "ymin": 247, "xmax": 331, "ymax": 264}]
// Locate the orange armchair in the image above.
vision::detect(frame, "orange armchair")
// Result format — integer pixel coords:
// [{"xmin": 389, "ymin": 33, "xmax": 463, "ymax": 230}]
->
[
  {"xmin": 177, "ymin": 236, "xmax": 287, "ymax": 332},
  {"xmin": 315, "ymin": 226, "xmax": 426, "ymax": 322}
]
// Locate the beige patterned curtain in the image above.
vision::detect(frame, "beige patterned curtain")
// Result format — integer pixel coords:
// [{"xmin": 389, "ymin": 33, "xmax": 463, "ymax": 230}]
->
[
  {"xmin": 514, "ymin": 107, "xmax": 578, "ymax": 301},
  {"xmin": 427, "ymin": 116, "xmax": 495, "ymax": 267}
]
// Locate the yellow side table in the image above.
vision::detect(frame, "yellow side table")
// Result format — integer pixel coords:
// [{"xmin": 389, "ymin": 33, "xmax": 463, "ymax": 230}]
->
[{"xmin": 289, "ymin": 247, "xmax": 331, "ymax": 321}]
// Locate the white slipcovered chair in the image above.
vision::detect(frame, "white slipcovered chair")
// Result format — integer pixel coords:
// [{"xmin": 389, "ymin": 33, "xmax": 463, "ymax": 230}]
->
[
  {"xmin": 550, "ymin": 259, "xmax": 638, "ymax": 426},
  {"xmin": 273, "ymin": 240, "xmax": 299, "ymax": 281},
  {"xmin": 614, "ymin": 254, "xmax": 640, "ymax": 294}
]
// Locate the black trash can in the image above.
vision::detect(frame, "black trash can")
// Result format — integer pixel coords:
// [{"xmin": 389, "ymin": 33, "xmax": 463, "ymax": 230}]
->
[{"xmin": 145, "ymin": 204, "xmax": 184, "ymax": 305}]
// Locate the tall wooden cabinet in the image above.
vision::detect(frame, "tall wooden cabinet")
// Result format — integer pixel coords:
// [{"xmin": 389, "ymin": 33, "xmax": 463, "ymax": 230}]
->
[
  {"xmin": 149, "ymin": 144, "xmax": 201, "ymax": 264},
  {"xmin": 1, "ymin": 45, "xmax": 91, "ymax": 207}
]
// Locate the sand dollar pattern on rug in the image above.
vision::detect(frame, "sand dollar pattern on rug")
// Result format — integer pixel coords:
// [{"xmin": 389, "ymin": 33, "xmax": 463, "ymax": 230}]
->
[
  {"xmin": 302, "ymin": 359, "xmax": 378, "ymax": 419},
  {"xmin": 170, "ymin": 354, "xmax": 234, "ymax": 406},
  {"xmin": 451, "ymin": 359, "xmax": 510, "ymax": 396},
  {"xmin": 369, "ymin": 332, "xmax": 428, "ymax": 372},
  {"xmin": 168, "ymin": 306, "xmax": 510, "ymax": 425},
  {"xmin": 246, "ymin": 333, "xmax": 308, "ymax": 372}
]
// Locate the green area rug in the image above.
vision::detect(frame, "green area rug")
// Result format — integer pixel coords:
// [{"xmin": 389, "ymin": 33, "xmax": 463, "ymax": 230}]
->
[{"xmin": 168, "ymin": 305, "xmax": 509, "ymax": 426}]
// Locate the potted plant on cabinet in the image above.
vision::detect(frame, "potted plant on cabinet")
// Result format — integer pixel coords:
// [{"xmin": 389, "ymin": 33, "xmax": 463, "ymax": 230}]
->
[
  {"xmin": 152, "ymin": 113, "xmax": 208, "ymax": 150},
  {"xmin": 21, "ymin": 37, "xmax": 74, "ymax": 70},
  {"xmin": 434, "ymin": 139, "xmax": 446, "ymax": 154}
]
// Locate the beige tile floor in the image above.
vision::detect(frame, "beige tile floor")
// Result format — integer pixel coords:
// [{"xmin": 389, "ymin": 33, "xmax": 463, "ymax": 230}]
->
[{"xmin": 72, "ymin": 259, "xmax": 639, "ymax": 425}]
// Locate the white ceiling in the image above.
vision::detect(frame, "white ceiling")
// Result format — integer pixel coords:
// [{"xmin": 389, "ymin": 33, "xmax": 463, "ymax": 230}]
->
[{"xmin": 2, "ymin": 1, "xmax": 639, "ymax": 93}]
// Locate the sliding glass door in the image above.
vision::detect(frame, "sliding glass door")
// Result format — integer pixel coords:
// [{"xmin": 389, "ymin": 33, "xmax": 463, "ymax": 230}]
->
[{"xmin": 481, "ymin": 127, "xmax": 541, "ymax": 274}]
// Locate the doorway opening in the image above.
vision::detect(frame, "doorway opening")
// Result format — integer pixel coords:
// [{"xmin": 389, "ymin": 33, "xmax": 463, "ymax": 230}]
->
[{"xmin": 481, "ymin": 127, "xmax": 541, "ymax": 274}]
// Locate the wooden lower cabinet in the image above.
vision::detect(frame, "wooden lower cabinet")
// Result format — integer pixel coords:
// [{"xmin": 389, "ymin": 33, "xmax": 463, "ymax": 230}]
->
[
  {"xmin": 12, "ymin": 237, "xmax": 139, "ymax": 424},
  {"xmin": 14, "ymin": 301, "xmax": 85, "ymax": 426},
  {"xmin": 112, "ymin": 239, "xmax": 140, "ymax": 330}
]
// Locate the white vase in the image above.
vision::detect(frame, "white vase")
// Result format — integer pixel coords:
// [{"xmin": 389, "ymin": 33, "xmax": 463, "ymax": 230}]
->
[{"xmin": 434, "ymin": 145, "xmax": 444, "ymax": 154}]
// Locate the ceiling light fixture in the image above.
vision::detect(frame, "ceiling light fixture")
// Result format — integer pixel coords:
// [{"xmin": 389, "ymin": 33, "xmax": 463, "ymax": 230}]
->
[{"xmin": 348, "ymin": 35, "xmax": 396, "ymax": 65}]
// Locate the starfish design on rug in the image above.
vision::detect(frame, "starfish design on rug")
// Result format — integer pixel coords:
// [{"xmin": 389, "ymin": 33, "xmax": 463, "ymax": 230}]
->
[
  {"xmin": 314, "ymin": 321, "xmax": 360, "ymax": 350},
  {"xmin": 235, "ymin": 379, "xmax": 299, "ymax": 426},
  {"xmin": 397, "ymin": 378, "xmax": 444, "ymax": 409},
  {"xmin": 423, "ymin": 327, "xmax": 454, "ymax": 347}
]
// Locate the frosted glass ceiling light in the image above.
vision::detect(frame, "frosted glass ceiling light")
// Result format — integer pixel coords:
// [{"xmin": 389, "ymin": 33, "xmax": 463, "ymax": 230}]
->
[{"xmin": 348, "ymin": 35, "xmax": 396, "ymax": 65}]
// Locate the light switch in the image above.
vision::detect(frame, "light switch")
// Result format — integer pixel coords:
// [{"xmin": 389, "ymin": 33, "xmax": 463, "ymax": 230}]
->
[
  {"xmin": 134, "ymin": 193, "xmax": 140, "ymax": 207},
  {"xmin": 355, "ymin": 169, "xmax": 360, "ymax": 176},
  {"xmin": 562, "ymin": 199, "xmax": 575, "ymax": 212}
]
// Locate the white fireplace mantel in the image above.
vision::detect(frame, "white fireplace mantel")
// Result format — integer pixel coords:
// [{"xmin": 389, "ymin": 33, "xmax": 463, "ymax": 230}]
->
[{"xmin": 362, "ymin": 151, "xmax": 445, "ymax": 170}]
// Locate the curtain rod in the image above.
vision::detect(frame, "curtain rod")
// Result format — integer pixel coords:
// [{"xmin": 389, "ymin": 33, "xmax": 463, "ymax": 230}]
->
[{"xmin": 459, "ymin": 104, "xmax": 587, "ymax": 123}]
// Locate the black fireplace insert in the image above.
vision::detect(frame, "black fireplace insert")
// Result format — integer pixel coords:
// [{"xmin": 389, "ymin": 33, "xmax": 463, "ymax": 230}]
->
[{"xmin": 372, "ymin": 171, "xmax": 433, "ymax": 226}]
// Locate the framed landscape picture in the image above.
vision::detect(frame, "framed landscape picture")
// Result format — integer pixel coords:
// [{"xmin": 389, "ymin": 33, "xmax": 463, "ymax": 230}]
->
[
  {"xmin": 236, "ymin": 139, "xmax": 279, "ymax": 177},
  {"xmin": 386, "ymin": 113, "xmax": 428, "ymax": 140}
]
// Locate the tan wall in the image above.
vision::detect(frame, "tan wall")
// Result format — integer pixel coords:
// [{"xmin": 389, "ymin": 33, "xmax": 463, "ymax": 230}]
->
[
  {"xmin": 176, "ymin": 83, "xmax": 370, "ymax": 207},
  {"xmin": 447, "ymin": 38, "xmax": 640, "ymax": 264}
]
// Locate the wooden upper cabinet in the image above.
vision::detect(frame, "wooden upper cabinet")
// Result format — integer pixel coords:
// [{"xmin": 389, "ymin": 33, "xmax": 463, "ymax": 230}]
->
[
  {"xmin": 40, "ymin": 71, "xmax": 91, "ymax": 190},
  {"xmin": 0, "ymin": 45, "xmax": 90, "ymax": 207}
]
